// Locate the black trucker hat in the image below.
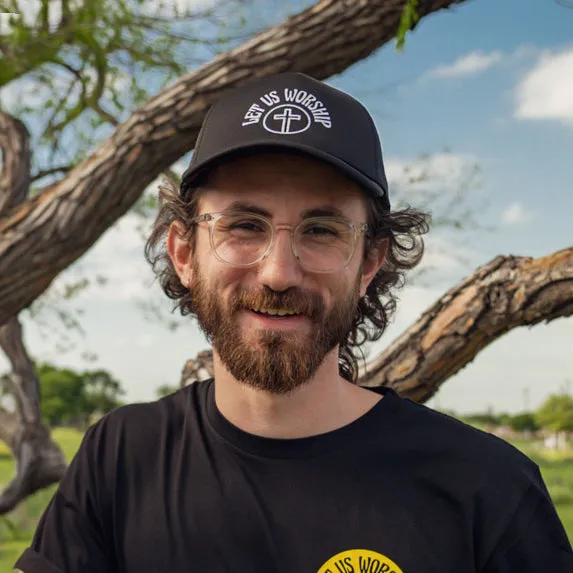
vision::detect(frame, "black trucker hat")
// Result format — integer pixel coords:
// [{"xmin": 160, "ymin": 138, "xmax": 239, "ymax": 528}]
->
[{"xmin": 181, "ymin": 72, "xmax": 390, "ymax": 211}]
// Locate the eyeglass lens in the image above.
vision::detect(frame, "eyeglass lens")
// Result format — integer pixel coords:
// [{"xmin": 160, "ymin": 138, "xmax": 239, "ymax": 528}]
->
[{"xmin": 212, "ymin": 213, "xmax": 356, "ymax": 272}]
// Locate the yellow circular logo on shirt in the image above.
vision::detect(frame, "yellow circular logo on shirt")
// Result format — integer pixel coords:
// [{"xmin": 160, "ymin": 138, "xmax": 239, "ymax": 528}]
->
[{"xmin": 317, "ymin": 549, "xmax": 404, "ymax": 573}]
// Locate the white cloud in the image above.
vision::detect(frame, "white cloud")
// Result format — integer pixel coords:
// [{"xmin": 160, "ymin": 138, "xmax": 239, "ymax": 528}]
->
[
  {"xmin": 515, "ymin": 47, "xmax": 573, "ymax": 125},
  {"xmin": 501, "ymin": 202, "xmax": 535, "ymax": 225},
  {"xmin": 425, "ymin": 50, "xmax": 503, "ymax": 79},
  {"xmin": 1, "ymin": 1, "xmax": 61, "ymax": 30},
  {"xmin": 118, "ymin": 333, "xmax": 157, "ymax": 349},
  {"xmin": 0, "ymin": 65, "xmax": 71, "ymax": 115},
  {"xmin": 50, "ymin": 208, "xmax": 158, "ymax": 304},
  {"xmin": 141, "ymin": 0, "xmax": 217, "ymax": 17},
  {"xmin": 420, "ymin": 235, "xmax": 479, "ymax": 272},
  {"xmin": 386, "ymin": 152, "xmax": 480, "ymax": 197},
  {"xmin": 0, "ymin": 12, "xmax": 20, "ymax": 33}
]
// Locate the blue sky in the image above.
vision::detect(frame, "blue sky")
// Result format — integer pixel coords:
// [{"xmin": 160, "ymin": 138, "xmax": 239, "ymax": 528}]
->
[{"xmin": 1, "ymin": 0, "xmax": 571, "ymax": 414}]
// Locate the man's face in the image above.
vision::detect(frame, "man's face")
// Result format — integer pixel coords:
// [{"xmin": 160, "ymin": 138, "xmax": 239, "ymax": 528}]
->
[{"xmin": 174, "ymin": 154, "xmax": 378, "ymax": 395}]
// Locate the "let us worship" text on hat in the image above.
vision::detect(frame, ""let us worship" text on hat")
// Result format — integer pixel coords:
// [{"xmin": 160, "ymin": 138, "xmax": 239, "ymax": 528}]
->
[{"xmin": 181, "ymin": 72, "xmax": 391, "ymax": 211}]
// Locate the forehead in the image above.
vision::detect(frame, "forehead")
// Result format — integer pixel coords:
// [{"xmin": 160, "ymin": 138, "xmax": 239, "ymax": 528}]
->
[{"xmin": 198, "ymin": 153, "xmax": 368, "ymax": 219}]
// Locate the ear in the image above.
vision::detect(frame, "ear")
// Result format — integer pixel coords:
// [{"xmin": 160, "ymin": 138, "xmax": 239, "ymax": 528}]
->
[
  {"xmin": 359, "ymin": 238, "xmax": 388, "ymax": 298},
  {"xmin": 167, "ymin": 220, "xmax": 194, "ymax": 288}
]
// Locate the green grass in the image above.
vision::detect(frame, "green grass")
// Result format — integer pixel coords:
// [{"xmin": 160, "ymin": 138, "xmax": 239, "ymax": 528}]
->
[
  {"xmin": 0, "ymin": 428, "xmax": 84, "ymax": 570},
  {"xmin": 0, "ymin": 429, "xmax": 572, "ymax": 570},
  {"xmin": 519, "ymin": 445, "xmax": 573, "ymax": 537}
]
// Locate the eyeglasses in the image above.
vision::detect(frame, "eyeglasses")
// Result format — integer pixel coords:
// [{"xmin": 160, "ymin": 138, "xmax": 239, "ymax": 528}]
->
[{"xmin": 190, "ymin": 211, "xmax": 369, "ymax": 274}]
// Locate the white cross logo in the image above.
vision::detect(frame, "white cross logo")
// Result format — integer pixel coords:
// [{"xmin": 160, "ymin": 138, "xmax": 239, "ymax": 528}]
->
[
  {"xmin": 273, "ymin": 107, "xmax": 302, "ymax": 134},
  {"xmin": 262, "ymin": 104, "xmax": 311, "ymax": 135}
]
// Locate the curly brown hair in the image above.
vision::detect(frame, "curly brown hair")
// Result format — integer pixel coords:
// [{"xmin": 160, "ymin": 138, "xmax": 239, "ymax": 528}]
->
[{"xmin": 145, "ymin": 176, "xmax": 430, "ymax": 383}]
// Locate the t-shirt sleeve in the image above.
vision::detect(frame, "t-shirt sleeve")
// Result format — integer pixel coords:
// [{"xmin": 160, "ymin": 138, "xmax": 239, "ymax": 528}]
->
[
  {"xmin": 483, "ymin": 467, "xmax": 573, "ymax": 572},
  {"xmin": 13, "ymin": 423, "xmax": 115, "ymax": 573}
]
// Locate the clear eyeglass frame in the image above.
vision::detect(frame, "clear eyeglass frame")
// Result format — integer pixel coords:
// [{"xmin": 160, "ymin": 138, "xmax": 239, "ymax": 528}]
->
[{"xmin": 190, "ymin": 211, "xmax": 369, "ymax": 274}]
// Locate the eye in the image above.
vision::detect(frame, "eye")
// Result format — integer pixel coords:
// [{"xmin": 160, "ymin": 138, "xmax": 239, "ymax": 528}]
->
[
  {"xmin": 230, "ymin": 221, "xmax": 264, "ymax": 232},
  {"xmin": 303, "ymin": 223, "xmax": 341, "ymax": 238}
]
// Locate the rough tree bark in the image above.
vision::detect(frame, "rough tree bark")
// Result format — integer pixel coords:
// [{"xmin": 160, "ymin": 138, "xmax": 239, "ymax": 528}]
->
[
  {"xmin": 0, "ymin": 113, "xmax": 30, "ymax": 216},
  {"xmin": 358, "ymin": 247, "xmax": 573, "ymax": 401},
  {"xmin": 0, "ymin": 0, "xmax": 468, "ymax": 326},
  {"xmin": 0, "ymin": 113, "xmax": 67, "ymax": 514},
  {"xmin": 181, "ymin": 248, "xmax": 573, "ymax": 398},
  {"xmin": 0, "ymin": 318, "xmax": 67, "ymax": 514}
]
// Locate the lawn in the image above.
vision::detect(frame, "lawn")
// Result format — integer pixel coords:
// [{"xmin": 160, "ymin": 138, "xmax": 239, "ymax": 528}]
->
[
  {"xmin": 0, "ymin": 427, "xmax": 83, "ymax": 569},
  {"xmin": 0, "ymin": 429, "xmax": 572, "ymax": 569}
]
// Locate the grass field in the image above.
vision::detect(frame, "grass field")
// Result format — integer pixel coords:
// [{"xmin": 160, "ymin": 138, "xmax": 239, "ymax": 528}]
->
[{"xmin": 0, "ymin": 429, "xmax": 572, "ymax": 569}]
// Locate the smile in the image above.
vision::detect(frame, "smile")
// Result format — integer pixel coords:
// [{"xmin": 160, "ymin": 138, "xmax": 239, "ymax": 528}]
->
[{"xmin": 245, "ymin": 309, "xmax": 308, "ymax": 329}]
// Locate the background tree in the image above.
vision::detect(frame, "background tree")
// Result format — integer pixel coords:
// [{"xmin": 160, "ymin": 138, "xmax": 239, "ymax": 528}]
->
[
  {"xmin": 36, "ymin": 364, "xmax": 124, "ymax": 428},
  {"xmin": 0, "ymin": 0, "xmax": 571, "ymax": 516},
  {"xmin": 156, "ymin": 384, "xmax": 179, "ymax": 399},
  {"xmin": 37, "ymin": 364, "xmax": 85, "ymax": 427},
  {"xmin": 81, "ymin": 369, "xmax": 124, "ymax": 423},
  {"xmin": 536, "ymin": 394, "xmax": 573, "ymax": 449},
  {"xmin": 36, "ymin": 363, "xmax": 124, "ymax": 429},
  {"xmin": 507, "ymin": 413, "xmax": 539, "ymax": 435}
]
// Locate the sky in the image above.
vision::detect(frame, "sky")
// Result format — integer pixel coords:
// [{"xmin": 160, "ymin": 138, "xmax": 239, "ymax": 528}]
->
[{"xmin": 0, "ymin": 0, "xmax": 572, "ymax": 414}]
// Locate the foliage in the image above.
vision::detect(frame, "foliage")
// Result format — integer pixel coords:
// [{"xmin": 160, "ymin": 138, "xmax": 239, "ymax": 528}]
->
[
  {"xmin": 507, "ymin": 412, "xmax": 540, "ymax": 433},
  {"xmin": 156, "ymin": 384, "xmax": 179, "ymax": 398},
  {"xmin": 396, "ymin": 0, "xmax": 419, "ymax": 51},
  {"xmin": 460, "ymin": 412, "xmax": 503, "ymax": 427},
  {"xmin": 536, "ymin": 394, "xmax": 573, "ymax": 434},
  {"xmin": 1, "ymin": 0, "xmax": 252, "ymax": 169},
  {"xmin": 36, "ymin": 362, "xmax": 124, "ymax": 427}
]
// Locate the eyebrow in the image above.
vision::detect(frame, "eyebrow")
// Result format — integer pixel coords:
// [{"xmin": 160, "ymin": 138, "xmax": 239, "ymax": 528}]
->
[{"xmin": 223, "ymin": 200, "xmax": 349, "ymax": 220}]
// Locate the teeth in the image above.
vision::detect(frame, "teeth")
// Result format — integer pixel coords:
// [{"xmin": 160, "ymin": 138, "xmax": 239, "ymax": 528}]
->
[{"xmin": 252, "ymin": 307, "xmax": 298, "ymax": 316}]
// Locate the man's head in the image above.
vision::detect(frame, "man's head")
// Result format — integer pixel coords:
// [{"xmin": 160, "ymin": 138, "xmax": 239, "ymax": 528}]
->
[{"xmin": 145, "ymin": 73, "xmax": 429, "ymax": 393}]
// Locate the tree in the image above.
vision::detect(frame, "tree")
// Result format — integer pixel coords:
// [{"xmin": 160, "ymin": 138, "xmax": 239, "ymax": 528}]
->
[
  {"xmin": 33, "ymin": 363, "xmax": 124, "ymax": 427},
  {"xmin": 82, "ymin": 369, "xmax": 124, "ymax": 422},
  {"xmin": 0, "ymin": 0, "xmax": 571, "ymax": 515},
  {"xmin": 37, "ymin": 363, "xmax": 85, "ymax": 426},
  {"xmin": 507, "ymin": 413, "xmax": 539, "ymax": 434},
  {"xmin": 156, "ymin": 384, "xmax": 179, "ymax": 399},
  {"xmin": 536, "ymin": 394, "xmax": 573, "ymax": 449}
]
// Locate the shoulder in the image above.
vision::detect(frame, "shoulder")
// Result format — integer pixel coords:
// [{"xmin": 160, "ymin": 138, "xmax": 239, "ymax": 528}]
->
[
  {"xmin": 80, "ymin": 381, "xmax": 211, "ymax": 469},
  {"xmin": 390, "ymin": 394, "xmax": 539, "ymax": 480}
]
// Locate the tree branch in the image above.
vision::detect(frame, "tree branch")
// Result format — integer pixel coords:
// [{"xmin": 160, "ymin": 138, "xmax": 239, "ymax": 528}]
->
[
  {"xmin": 0, "ymin": 0, "xmax": 469, "ymax": 325},
  {"xmin": 31, "ymin": 165, "xmax": 72, "ymax": 182},
  {"xmin": 0, "ymin": 111, "xmax": 31, "ymax": 216},
  {"xmin": 358, "ymin": 247, "xmax": 573, "ymax": 402}
]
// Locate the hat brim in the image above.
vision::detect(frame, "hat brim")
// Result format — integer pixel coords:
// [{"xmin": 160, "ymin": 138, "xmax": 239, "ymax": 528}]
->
[{"xmin": 181, "ymin": 141, "xmax": 390, "ymax": 211}]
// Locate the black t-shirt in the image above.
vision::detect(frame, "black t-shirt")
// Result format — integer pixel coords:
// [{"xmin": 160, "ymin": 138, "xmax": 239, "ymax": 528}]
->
[{"xmin": 15, "ymin": 380, "xmax": 573, "ymax": 573}]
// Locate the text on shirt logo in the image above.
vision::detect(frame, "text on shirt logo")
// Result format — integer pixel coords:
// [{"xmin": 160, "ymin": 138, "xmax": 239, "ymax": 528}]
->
[{"xmin": 317, "ymin": 549, "xmax": 404, "ymax": 573}]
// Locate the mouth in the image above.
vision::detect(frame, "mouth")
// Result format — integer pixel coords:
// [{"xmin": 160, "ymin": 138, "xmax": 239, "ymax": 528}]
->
[
  {"xmin": 244, "ymin": 309, "xmax": 307, "ymax": 329},
  {"xmin": 249, "ymin": 308, "xmax": 302, "ymax": 318}
]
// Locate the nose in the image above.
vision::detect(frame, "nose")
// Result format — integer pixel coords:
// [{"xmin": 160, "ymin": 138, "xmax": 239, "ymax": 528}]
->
[{"xmin": 258, "ymin": 228, "xmax": 304, "ymax": 292}]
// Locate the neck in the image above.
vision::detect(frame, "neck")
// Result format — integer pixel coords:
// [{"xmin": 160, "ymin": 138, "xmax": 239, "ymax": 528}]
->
[{"xmin": 211, "ymin": 349, "xmax": 382, "ymax": 439}]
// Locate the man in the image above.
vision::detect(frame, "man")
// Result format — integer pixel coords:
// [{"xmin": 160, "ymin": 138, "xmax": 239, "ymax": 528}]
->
[{"xmin": 15, "ymin": 73, "xmax": 573, "ymax": 572}]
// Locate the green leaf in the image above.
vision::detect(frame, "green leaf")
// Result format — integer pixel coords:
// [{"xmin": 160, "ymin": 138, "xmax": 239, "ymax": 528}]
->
[{"xmin": 396, "ymin": 0, "xmax": 419, "ymax": 52}]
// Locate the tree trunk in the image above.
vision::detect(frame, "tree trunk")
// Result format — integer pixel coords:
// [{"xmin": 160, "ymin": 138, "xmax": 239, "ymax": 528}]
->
[
  {"xmin": 0, "ymin": 113, "xmax": 30, "ymax": 216},
  {"xmin": 0, "ymin": 0, "xmax": 469, "ymax": 326},
  {"xmin": 181, "ymin": 248, "xmax": 573, "ymax": 403},
  {"xmin": 0, "ymin": 114, "xmax": 67, "ymax": 515}
]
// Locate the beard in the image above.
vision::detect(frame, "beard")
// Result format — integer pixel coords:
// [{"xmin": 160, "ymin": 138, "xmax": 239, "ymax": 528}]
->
[{"xmin": 190, "ymin": 263, "xmax": 361, "ymax": 395}]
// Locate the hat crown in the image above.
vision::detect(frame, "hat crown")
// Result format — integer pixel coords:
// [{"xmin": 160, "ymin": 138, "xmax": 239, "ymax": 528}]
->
[{"xmin": 182, "ymin": 72, "xmax": 390, "ymax": 210}]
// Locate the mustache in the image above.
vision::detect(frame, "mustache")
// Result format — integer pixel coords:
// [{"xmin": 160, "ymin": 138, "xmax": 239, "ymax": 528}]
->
[{"xmin": 230, "ymin": 288, "xmax": 325, "ymax": 321}]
